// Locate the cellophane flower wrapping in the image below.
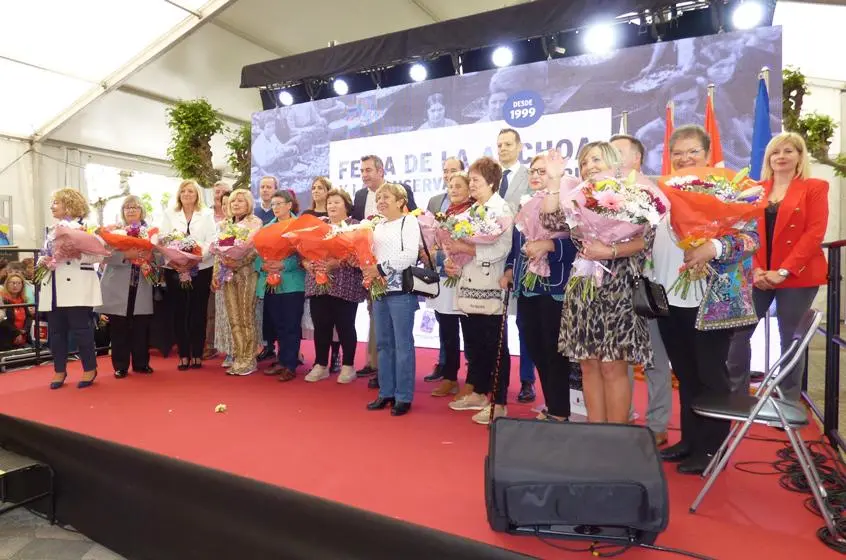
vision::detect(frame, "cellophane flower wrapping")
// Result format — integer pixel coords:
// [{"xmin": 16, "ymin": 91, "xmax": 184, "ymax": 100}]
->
[
  {"xmin": 254, "ymin": 217, "xmax": 298, "ymax": 293},
  {"xmin": 282, "ymin": 215, "xmax": 337, "ymax": 295},
  {"xmin": 561, "ymin": 170, "xmax": 669, "ymax": 301},
  {"xmin": 157, "ymin": 230, "xmax": 202, "ymax": 288},
  {"xmin": 323, "ymin": 218, "xmax": 385, "ymax": 299},
  {"xmin": 98, "ymin": 223, "xmax": 160, "ymax": 284},
  {"xmin": 34, "ymin": 222, "xmax": 110, "ymax": 285},
  {"xmin": 658, "ymin": 166, "xmax": 765, "ymax": 299},
  {"xmin": 515, "ymin": 191, "xmax": 571, "ymax": 291},
  {"xmin": 437, "ymin": 205, "xmax": 513, "ymax": 287},
  {"xmin": 211, "ymin": 221, "xmax": 257, "ymax": 284}
]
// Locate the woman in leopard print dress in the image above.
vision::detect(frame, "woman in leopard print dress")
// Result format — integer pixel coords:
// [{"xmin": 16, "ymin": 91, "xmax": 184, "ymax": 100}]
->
[{"xmin": 540, "ymin": 144, "xmax": 653, "ymax": 424}]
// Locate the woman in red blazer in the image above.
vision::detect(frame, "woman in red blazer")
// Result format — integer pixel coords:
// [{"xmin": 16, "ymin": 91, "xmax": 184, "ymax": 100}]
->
[{"xmin": 727, "ymin": 132, "xmax": 828, "ymax": 401}]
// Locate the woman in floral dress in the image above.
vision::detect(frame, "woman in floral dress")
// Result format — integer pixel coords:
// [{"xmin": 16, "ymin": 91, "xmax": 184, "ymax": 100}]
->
[{"xmin": 540, "ymin": 144, "xmax": 653, "ymax": 424}]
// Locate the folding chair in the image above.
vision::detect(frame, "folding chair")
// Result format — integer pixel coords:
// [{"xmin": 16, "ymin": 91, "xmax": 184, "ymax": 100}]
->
[{"xmin": 688, "ymin": 309, "xmax": 838, "ymax": 536}]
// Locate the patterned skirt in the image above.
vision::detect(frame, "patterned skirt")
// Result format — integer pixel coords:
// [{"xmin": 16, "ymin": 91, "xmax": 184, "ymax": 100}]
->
[{"xmin": 558, "ymin": 256, "xmax": 653, "ymax": 368}]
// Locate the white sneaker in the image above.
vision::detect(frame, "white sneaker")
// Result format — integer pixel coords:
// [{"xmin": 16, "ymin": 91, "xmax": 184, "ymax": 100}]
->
[
  {"xmin": 337, "ymin": 365, "xmax": 356, "ymax": 384},
  {"xmin": 448, "ymin": 393, "xmax": 489, "ymax": 411},
  {"xmin": 472, "ymin": 404, "xmax": 507, "ymax": 425},
  {"xmin": 305, "ymin": 365, "xmax": 329, "ymax": 382}
]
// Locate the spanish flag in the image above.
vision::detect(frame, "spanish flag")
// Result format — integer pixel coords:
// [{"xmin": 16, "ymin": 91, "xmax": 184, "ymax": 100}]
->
[
  {"xmin": 705, "ymin": 88, "xmax": 724, "ymax": 167},
  {"xmin": 661, "ymin": 101, "xmax": 674, "ymax": 175}
]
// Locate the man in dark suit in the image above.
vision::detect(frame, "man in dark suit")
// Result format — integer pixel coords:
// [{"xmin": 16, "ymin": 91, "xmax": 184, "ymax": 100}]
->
[
  {"xmin": 351, "ymin": 155, "xmax": 417, "ymax": 221},
  {"xmin": 352, "ymin": 155, "xmax": 417, "ymax": 385}
]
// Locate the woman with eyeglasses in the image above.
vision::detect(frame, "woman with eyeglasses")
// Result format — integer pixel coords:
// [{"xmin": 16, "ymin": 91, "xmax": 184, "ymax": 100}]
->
[
  {"xmin": 256, "ymin": 190, "xmax": 305, "ymax": 381},
  {"xmin": 501, "ymin": 155, "xmax": 578, "ymax": 422},
  {"xmin": 96, "ymin": 196, "xmax": 155, "ymax": 378}
]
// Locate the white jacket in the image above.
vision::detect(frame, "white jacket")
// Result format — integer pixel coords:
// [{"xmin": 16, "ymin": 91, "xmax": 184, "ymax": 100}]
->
[
  {"xmin": 37, "ymin": 254, "xmax": 103, "ymax": 312},
  {"xmin": 159, "ymin": 207, "xmax": 216, "ymax": 270}
]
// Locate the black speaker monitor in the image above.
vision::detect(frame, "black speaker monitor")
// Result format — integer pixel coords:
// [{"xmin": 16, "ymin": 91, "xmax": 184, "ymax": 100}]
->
[{"xmin": 485, "ymin": 419, "xmax": 669, "ymax": 545}]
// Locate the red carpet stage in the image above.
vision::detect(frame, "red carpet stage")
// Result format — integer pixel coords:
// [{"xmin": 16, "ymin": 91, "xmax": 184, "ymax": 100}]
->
[{"xmin": 0, "ymin": 345, "xmax": 838, "ymax": 559}]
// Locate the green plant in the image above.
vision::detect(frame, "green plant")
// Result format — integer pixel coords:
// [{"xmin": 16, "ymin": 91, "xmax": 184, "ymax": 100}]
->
[
  {"xmin": 226, "ymin": 123, "xmax": 252, "ymax": 190},
  {"xmin": 166, "ymin": 99, "xmax": 225, "ymax": 187},
  {"xmin": 140, "ymin": 193, "xmax": 154, "ymax": 217},
  {"xmin": 161, "ymin": 192, "xmax": 172, "ymax": 210},
  {"xmin": 782, "ymin": 67, "xmax": 846, "ymax": 177}
]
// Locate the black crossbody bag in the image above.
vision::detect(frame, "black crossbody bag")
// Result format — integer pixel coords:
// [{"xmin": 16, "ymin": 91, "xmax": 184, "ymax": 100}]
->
[{"xmin": 399, "ymin": 216, "xmax": 440, "ymax": 298}]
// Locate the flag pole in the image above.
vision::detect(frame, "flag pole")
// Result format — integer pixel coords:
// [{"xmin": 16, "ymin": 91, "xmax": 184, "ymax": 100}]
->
[
  {"xmin": 758, "ymin": 65, "xmax": 772, "ymax": 376},
  {"xmin": 619, "ymin": 111, "xmax": 629, "ymax": 135},
  {"xmin": 707, "ymin": 82, "xmax": 715, "ymax": 102}
]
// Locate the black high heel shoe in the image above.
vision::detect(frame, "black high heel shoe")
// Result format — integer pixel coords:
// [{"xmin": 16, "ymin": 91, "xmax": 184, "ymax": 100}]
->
[
  {"xmin": 78, "ymin": 371, "xmax": 98, "ymax": 389},
  {"xmin": 366, "ymin": 397, "xmax": 395, "ymax": 410},
  {"xmin": 190, "ymin": 358, "xmax": 202, "ymax": 369},
  {"xmin": 49, "ymin": 373, "xmax": 67, "ymax": 390},
  {"xmin": 177, "ymin": 359, "xmax": 190, "ymax": 371}
]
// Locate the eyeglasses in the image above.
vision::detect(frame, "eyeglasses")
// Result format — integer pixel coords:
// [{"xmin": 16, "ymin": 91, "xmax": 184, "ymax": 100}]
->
[
  {"xmin": 124, "ymin": 206, "xmax": 141, "ymax": 211},
  {"xmin": 670, "ymin": 148, "xmax": 704, "ymax": 159},
  {"xmin": 528, "ymin": 168, "xmax": 547, "ymax": 176}
]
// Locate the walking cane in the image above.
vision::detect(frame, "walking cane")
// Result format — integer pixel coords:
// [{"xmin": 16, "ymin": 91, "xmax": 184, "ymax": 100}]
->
[{"xmin": 488, "ymin": 286, "xmax": 512, "ymax": 427}]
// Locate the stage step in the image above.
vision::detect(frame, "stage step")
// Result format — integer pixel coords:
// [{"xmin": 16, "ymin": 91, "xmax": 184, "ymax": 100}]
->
[{"xmin": 0, "ymin": 447, "xmax": 54, "ymax": 523}]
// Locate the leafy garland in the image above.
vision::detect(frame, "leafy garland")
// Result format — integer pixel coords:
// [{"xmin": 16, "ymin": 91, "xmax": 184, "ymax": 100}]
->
[
  {"xmin": 226, "ymin": 123, "xmax": 252, "ymax": 190},
  {"xmin": 166, "ymin": 99, "xmax": 225, "ymax": 188},
  {"xmin": 783, "ymin": 68, "xmax": 846, "ymax": 177}
]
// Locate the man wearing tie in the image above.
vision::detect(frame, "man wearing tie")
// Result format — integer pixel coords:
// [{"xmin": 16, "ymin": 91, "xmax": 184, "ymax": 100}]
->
[
  {"xmin": 497, "ymin": 128, "xmax": 535, "ymax": 403},
  {"xmin": 496, "ymin": 128, "xmax": 529, "ymax": 213},
  {"xmin": 424, "ymin": 156, "xmax": 464, "ymax": 384}
]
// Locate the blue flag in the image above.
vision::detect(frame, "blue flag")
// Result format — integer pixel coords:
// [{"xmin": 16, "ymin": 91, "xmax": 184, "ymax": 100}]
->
[{"xmin": 750, "ymin": 77, "xmax": 772, "ymax": 180}]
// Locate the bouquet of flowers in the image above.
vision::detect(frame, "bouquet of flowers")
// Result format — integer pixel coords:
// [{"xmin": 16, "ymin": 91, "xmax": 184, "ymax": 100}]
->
[
  {"xmin": 156, "ymin": 231, "xmax": 203, "ymax": 289},
  {"xmin": 658, "ymin": 167, "xmax": 764, "ymax": 299},
  {"xmin": 562, "ymin": 170, "xmax": 668, "ymax": 301},
  {"xmin": 434, "ymin": 205, "xmax": 512, "ymax": 287},
  {"xmin": 97, "ymin": 222, "xmax": 160, "ymax": 284},
  {"xmin": 34, "ymin": 221, "xmax": 110, "ymax": 285},
  {"xmin": 283, "ymin": 214, "xmax": 339, "ymax": 295},
  {"xmin": 210, "ymin": 222, "xmax": 257, "ymax": 285},
  {"xmin": 254, "ymin": 217, "xmax": 298, "ymax": 292},
  {"xmin": 515, "ymin": 189, "xmax": 573, "ymax": 291},
  {"xmin": 325, "ymin": 217, "xmax": 386, "ymax": 299}
]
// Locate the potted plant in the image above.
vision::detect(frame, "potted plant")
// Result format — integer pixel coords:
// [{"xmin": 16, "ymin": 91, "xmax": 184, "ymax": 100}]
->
[{"xmin": 166, "ymin": 99, "xmax": 225, "ymax": 187}]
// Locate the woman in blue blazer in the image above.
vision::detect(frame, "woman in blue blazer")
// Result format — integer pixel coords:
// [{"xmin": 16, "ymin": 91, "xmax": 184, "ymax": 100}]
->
[{"xmin": 501, "ymin": 155, "xmax": 578, "ymax": 421}]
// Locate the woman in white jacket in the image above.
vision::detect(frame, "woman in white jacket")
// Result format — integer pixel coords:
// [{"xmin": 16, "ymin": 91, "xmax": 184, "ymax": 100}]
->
[
  {"xmin": 39, "ymin": 188, "xmax": 103, "ymax": 389},
  {"xmin": 159, "ymin": 180, "xmax": 217, "ymax": 370},
  {"xmin": 445, "ymin": 157, "xmax": 514, "ymax": 425}
]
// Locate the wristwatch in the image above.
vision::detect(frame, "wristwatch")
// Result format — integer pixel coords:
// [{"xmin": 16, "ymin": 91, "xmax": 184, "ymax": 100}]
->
[{"xmin": 777, "ymin": 268, "xmax": 789, "ymax": 278}]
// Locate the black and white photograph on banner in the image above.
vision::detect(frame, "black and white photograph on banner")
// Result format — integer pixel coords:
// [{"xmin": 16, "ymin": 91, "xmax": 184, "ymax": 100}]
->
[{"xmin": 251, "ymin": 26, "xmax": 782, "ymax": 209}]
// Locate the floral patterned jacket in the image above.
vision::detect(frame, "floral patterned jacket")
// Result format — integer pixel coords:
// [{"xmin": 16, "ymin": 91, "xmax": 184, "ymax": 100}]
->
[{"xmin": 696, "ymin": 220, "xmax": 760, "ymax": 331}]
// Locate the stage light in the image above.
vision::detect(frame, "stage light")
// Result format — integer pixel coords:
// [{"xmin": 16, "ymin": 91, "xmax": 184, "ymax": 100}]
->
[
  {"xmin": 491, "ymin": 46, "xmax": 513, "ymax": 67},
  {"xmin": 278, "ymin": 90, "xmax": 294, "ymax": 106},
  {"xmin": 332, "ymin": 78, "xmax": 349, "ymax": 96},
  {"xmin": 732, "ymin": 1, "xmax": 764, "ymax": 30},
  {"xmin": 583, "ymin": 24, "xmax": 617, "ymax": 54},
  {"xmin": 409, "ymin": 63, "xmax": 427, "ymax": 82}
]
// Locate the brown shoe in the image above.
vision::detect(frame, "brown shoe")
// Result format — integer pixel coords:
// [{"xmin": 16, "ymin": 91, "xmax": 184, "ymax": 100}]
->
[
  {"xmin": 432, "ymin": 380, "xmax": 459, "ymax": 397},
  {"xmin": 453, "ymin": 383, "xmax": 474, "ymax": 402},
  {"xmin": 654, "ymin": 431, "xmax": 668, "ymax": 446},
  {"xmin": 277, "ymin": 367, "xmax": 296, "ymax": 382},
  {"xmin": 264, "ymin": 364, "xmax": 284, "ymax": 376}
]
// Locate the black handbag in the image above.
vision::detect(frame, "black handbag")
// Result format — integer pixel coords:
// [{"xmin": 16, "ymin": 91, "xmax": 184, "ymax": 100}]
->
[
  {"xmin": 400, "ymin": 216, "xmax": 440, "ymax": 298},
  {"xmin": 632, "ymin": 275, "xmax": 669, "ymax": 318}
]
